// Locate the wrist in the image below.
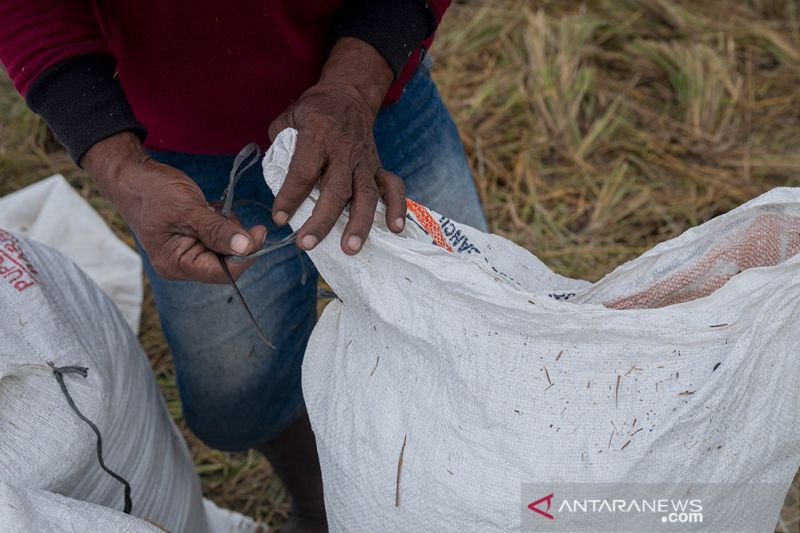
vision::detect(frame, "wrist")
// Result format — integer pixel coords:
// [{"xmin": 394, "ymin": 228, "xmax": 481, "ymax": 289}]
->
[
  {"xmin": 318, "ymin": 37, "xmax": 394, "ymax": 115},
  {"xmin": 81, "ymin": 132, "xmax": 151, "ymax": 217}
]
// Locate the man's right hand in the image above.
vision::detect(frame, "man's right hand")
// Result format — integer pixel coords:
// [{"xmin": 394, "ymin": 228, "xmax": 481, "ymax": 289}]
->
[{"xmin": 82, "ymin": 132, "xmax": 266, "ymax": 284}]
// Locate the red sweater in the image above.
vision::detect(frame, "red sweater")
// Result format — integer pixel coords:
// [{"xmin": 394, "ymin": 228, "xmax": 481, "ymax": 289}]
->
[{"xmin": 0, "ymin": 1, "xmax": 450, "ymax": 158}]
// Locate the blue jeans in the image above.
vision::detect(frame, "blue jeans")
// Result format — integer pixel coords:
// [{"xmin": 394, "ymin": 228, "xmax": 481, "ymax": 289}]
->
[{"xmin": 142, "ymin": 60, "xmax": 487, "ymax": 451}]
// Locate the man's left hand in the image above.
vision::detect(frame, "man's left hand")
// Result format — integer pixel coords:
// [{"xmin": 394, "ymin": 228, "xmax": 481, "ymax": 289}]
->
[{"xmin": 268, "ymin": 37, "xmax": 407, "ymax": 255}]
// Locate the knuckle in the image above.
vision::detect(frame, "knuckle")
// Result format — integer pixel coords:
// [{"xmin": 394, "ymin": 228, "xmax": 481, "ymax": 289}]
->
[
  {"xmin": 287, "ymin": 162, "xmax": 320, "ymax": 185},
  {"xmin": 300, "ymin": 128, "xmax": 327, "ymax": 150},
  {"xmin": 355, "ymin": 179, "xmax": 379, "ymax": 199},
  {"xmin": 268, "ymin": 123, "xmax": 282, "ymax": 141},
  {"xmin": 332, "ymin": 134, "xmax": 355, "ymax": 151},
  {"xmin": 204, "ymin": 219, "xmax": 228, "ymax": 245},
  {"xmin": 278, "ymin": 175, "xmax": 305, "ymax": 196},
  {"xmin": 311, "ymin": 207, "xmax": 341, "ymax": 230},
  {"xmin": 325, "ymin": 178, "xmax": 353, "ymax": 205},
  {"xmin": 386, "ymin": 185, "xmax": 405, "ymax": 200},
  {"xmin": 381, "ymin": 170, "xmax": 403, "ymax": 186},
  {"xmin": 290, "ymin": 102, "xmax": 312, "ymax": 121},
  {"xmin": 294, "ymin": 107, "xmax": 336, "ymax": 133},
  {"xmin": 285, "ymin": 153, "xmax": 322, "ymax": 185},
  {"xmin": 175, "ymin": 250, "xmax": 196, "ymax": 271},
  {"xmin": 375, "ymin": 171, "xmax": 402, "ymax": 195},
  {"xmin": 305, "ymin": 112, "xmax": 338, "ymax": 132}
]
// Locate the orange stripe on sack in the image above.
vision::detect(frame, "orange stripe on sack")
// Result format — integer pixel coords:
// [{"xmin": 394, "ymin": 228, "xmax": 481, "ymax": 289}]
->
[{"xmin": 405, "ymin": 198, "xmax": 452, "ymax": 252}]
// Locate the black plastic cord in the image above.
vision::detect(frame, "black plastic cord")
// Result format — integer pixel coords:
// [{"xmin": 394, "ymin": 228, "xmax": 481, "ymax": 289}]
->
[
  {"xmin": 49, "ymin": 363, "xmax": 133, "ymax": 514},
  {"xmin": 216, "ymin": 143, "xmax": 299, "ymax": 348}
]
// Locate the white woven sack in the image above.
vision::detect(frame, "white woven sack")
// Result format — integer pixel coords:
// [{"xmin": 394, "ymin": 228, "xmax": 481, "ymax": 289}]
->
[
  {"xmin": 0, "ymin": 175, "xmax": 143, "ymax": 332},
  {"xmin": 0, "ymin": 232, "xmax": 261, "ymax": 533},
  {"xmin": 0, "ymin": 481, "xmax": 161, "ymax": 533},
  {"xmin": 263, "ymin": 128, "xmax": 799, "ymax": 533}
]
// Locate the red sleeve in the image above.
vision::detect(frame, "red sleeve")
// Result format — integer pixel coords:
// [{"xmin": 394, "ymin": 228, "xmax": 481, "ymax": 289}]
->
[{"xmin": 0, "ymin": 0, "xmax": 110, "ymax": 95}]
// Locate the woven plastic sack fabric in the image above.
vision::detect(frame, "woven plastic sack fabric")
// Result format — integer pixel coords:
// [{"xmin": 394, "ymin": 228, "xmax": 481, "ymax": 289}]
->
[
  {"xmin": 263, "ymin": 128, "xmax": 800, "ymax": 532},
  {"xmin": 0, "ymin": 175, "xmax": 143, "ymax": 332},
  {"xmin": 0, "ymin": 232, "xmax": 262, "ymax": 533},
  {"xmin": 0, "ymin": 481, "xmax": 161, "ymax": 533}
]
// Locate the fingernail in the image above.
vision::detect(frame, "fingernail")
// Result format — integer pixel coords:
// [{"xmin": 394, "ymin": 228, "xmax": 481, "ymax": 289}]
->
[
  {"xmin": 274, "ymin": 211, "xmax": 289, "ymax": 225},
  {"xmin": 301, "ymin": 234, "xmax": 318, "ymax": 250},
  {"xmin": 347, "ymin": 235, "xmax": 363, "ymax": 252},
  {"xmin": 394, "ymin": 217, "xmax": 405, "ymax": 230},
  {"xmin": 230, "ymin": 234, "xmax": 250, "ymax": 255}
]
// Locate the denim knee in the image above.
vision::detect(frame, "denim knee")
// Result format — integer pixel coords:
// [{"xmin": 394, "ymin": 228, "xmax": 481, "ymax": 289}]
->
[
  {"xmin": 178, "ymin": 348, "xmax": 307, "ymax": 452},
  {"xmin": 168, "ymin": 293, "xmax": 315, "ymax": 451}
]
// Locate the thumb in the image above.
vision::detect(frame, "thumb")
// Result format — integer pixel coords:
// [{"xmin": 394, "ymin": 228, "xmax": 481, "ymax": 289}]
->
[{"xmin": 187, "ymin": 206, "xmax": 255, "ymax": 256}]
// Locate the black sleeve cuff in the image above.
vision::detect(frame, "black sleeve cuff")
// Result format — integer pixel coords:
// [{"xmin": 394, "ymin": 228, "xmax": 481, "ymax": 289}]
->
[
  {"xmin": 25, "ymin": 55, "xmax": 147, "ymax": 165},
  {"xmin": 334, "ymin": 0, "xmax": 437, "ymax": 78}
]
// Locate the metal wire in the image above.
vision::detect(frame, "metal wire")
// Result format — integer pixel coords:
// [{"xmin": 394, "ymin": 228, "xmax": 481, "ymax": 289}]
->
[
  {"xmin": 226, "ymin": 233, "xmax": 297, "ymax": 263},
  {"xmin": 215, "ymin": 143, "xmax": 300, "ymax": 348}
]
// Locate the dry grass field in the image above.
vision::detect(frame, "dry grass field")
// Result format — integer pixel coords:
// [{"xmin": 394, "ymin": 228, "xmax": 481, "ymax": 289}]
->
[{"xmin": 0, "ymin": 0, "xmax": 798, "ymax": 531}]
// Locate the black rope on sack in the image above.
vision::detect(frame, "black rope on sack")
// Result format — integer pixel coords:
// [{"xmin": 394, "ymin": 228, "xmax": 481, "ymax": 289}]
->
[
  {"xmin": 48, "ymin": 363, "xmax": 133, "ymax": 514},
  {"xmin": 216, "ymin": 143, "xmax": 298, "ymax": 348}
]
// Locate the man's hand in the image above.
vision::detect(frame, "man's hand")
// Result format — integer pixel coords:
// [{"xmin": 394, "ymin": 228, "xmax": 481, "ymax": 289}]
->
[
  {"xmin": 268, "ymin": 37, "xmax": 407, "ymax": 255},
  {"xmin": 82, "ymin": 132, "xmax": 266, "ymax": 283}
]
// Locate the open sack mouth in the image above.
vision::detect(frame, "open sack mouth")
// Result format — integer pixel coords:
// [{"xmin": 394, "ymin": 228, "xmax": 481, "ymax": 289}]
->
[{"xmin": 261, "ymin": 128, "xmax": 800, "ymax": 533}]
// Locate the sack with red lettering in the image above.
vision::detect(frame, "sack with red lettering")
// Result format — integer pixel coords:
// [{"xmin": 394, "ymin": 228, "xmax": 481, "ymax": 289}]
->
[
  {"xmin": 0, "ymin": 174, "xmax": 143, "ymax": 332},
  {"xmin": 264, "ymin": 128, "xmax": 800, "ymax": 533},
  {"xmin": 0, "ymin": 231, "xmax": 261, "ymax": 533}
]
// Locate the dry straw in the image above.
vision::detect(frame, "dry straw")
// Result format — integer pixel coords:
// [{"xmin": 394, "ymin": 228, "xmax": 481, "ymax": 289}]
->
[{"xmin": 1, "ymin": 0, "xmax": 798, "ymax": 530}]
